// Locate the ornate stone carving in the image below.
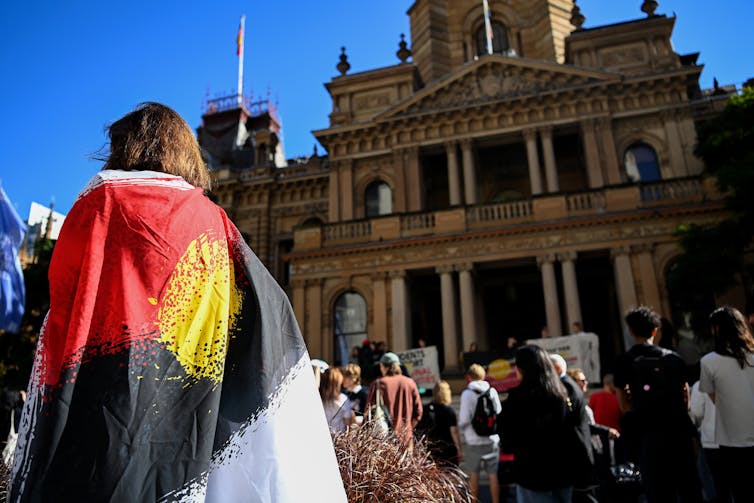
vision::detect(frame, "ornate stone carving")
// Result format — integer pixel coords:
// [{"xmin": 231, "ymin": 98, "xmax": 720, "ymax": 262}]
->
[
  {"xmin": 403, "ymin": 62, "xmax": 591, "ymax": 115},
  {"xmin": 599, "ymin": 44, "xmax": 648, "ymax": 68},
  {"xmin": 353, "ymin": 91, "xmax": 392, "ymax": 111}
]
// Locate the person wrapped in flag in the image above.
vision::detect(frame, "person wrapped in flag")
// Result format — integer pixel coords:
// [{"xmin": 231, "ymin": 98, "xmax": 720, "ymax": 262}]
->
[{"xmin": 9, "ymin": 103, "xmax": 347, "ymax": 502}]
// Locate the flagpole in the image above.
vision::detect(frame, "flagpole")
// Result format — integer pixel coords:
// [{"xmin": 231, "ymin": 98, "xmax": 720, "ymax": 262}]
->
[
  {"xmin": 482, "ymin": 0, "xmax": 493, "ymax": 55},
  {"xmin": 237, "ymin": 14, "xmax": 246, "ymax": 107}
]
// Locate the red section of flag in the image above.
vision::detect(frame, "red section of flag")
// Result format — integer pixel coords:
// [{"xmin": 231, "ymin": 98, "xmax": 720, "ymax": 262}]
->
[{"xmin": 39, "ymin": 179, "xmax": 227, "ymax": 388}]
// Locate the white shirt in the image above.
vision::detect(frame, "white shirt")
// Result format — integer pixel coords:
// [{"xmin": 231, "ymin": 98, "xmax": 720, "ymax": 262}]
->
[
  {"xmin": 699, "ymin": 351, "xmax": 754, "ymax": 447},
  {"xmin": 689, "ymin": 381, "xmax": 718, "ymax": 449},
  {"xmin": 458, "ymin": 380, "xmax": 501, "ymax": 446}
]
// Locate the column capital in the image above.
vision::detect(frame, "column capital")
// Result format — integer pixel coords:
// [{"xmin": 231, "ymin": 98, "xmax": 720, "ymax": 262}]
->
[
  {"xmin": 454, "ymin": 262, "xmax": 474, "ymax": 273},
  {"xmin": 444, "ymin": 140, "xmax": 458, "ymax": 152},
  {"xmin": 632, "ymin": 243, "xmax": 655, "ymax": 255},
  {"xmin": 580, "ymin": 118, "xmax": 597, "ymax": 131},
  {"xmin": 610, "ymin": 246, "xmax": 632, "ymax": 259},
  {"xmin": 557, "ymin": 250, "xmax": 578, "ymax": 263},
  {"xmin": 539, "ymin": 125, "xmax": 553, "ymax": 137},
  {"xmin": 459, "ymin": 137, "xmax": 474, "ymax": 150},
  {"xmin": 371, "ymin": 271, "xmax": 389, "ymax": 281},
  {"xmin": 388, "ymin": 269, "xmax": 407, "ymax": 279},
  {"xmin": 291, "ymin": 279, "xmax": 306, "ymax": 288},
  {"xmin": 595, "ymin": 115, "xmax": 613, "ymax": 129},
  {"xmin": 305, "ymin": 277, "xmax": 325, "ymax": 287},
  {"xmin": 536, "ymin": 254, "xmax": 557, "ymax": 267},
  {"xmin": 435, "ymin": 264, "xmax": 455, "ymax": 275},
  {"xmin": 522, "ymin": 127, "xmax": 538, "ymax": 141}
]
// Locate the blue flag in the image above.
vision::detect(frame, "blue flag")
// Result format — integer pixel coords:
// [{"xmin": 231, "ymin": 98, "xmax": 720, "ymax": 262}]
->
[{"xmin": 0, "ymin": 187, "xmax": 26, "ymax": 333}]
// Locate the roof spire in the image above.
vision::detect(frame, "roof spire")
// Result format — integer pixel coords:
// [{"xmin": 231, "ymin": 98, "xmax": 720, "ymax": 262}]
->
[
  {"xmin": 396, "ymin": 33, "xmax": 411, "ymax": 63},
  {"xmin": 570, "ymin": 1, "xmax": 586, "ymax": 30},
  {"xmin": 336, "ymin": 47, "xmax": 351, "ymax": 76},
  {"xmin": 641, "ymin": 0, "xmax": 659, "ymax": 17}
]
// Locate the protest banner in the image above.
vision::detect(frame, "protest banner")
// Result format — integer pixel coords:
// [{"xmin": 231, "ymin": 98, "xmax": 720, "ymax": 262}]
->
[
  {"xmin": 526, "ymin": 333, "xmax": 601, "ymax": 383},
  {"xmin": 397, "ymin": 346, "xmax": 441, "ymax": 391}
]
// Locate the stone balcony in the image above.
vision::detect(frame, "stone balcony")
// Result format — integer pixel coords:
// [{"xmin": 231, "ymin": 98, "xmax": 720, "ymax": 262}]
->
[{"xmin": 293, "ymin": 177, "xmax": 720, "ymax": 250}]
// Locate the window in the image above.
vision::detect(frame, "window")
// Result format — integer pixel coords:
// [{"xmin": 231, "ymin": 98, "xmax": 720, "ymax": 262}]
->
[
  {"xmin": 475, "ymin": 21, "xmax": 509, "ymax": 57},
  {"xmin": 624, "ymin": 143, "xmax": 660, "ymax": 182},
  {"xmin": 365, "ymin": 180, "xmax": 393, "ymax": 217},
  {"xmin": 333, "ymin": 292, "xmax": 367, "ymax": 366}
]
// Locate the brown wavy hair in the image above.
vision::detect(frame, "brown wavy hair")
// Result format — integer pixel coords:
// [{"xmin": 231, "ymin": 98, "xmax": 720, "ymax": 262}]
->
[
  {"xmin": 101, "ymin": 102, "xmax": 210, "ymax": 190},
  {"xmin": 709, "ymin": 306, "xmax": 754, "ymax": 368}
]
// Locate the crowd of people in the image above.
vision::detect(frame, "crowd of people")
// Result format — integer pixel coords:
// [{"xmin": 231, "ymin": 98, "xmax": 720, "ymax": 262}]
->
[{"xmin": 313, "ymin": 304, "xmax": 754, "ymax": 503}]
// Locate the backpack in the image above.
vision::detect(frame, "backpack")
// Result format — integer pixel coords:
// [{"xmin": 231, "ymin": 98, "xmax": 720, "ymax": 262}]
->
[
  {"xmin": 471, "ymin": 387, "xmax": 497, "ymax": 436},
  {"xmin": 629, "ymin": 351, "xmax": 682, "ymax": 419},
  {"xmin": 416, "ymin": 402, "xmax": 436, "ymax": 436}
]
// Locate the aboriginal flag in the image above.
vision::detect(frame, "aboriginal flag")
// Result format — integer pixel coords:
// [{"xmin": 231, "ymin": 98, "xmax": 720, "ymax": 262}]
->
[{"xmin": 10, "ymin": 171, "xmax": 346, "ymax": 502}]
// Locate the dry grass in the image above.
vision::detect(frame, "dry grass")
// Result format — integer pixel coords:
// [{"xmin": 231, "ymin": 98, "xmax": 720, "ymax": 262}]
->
[
  {"xmin": 332, "ymin": 423, "xmax": 471, "ymax": 503},
  {"xmin": 0, "ymin": 462, "xmax": 9, "ymax": 501}
]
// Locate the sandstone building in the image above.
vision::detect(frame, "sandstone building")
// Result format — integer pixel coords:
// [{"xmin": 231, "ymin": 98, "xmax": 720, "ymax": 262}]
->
[{"xmin": 204, "ymin": 0, "xmax": 738, "ymax": 374}]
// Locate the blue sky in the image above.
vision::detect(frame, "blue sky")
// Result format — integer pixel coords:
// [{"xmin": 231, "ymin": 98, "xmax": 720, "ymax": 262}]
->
[{"xmin": 0, "ymin": 0, "xmax": 750, "ymax": 218}]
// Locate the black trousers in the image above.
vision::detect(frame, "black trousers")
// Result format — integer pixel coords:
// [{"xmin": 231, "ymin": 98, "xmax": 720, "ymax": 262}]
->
[
  {"xmin": 719, "ymin": 445, "xmax": 754, "ymax": 503},
  {"xmin": 638, "ymin": 432, "xmax": 702, "ymax": 503}
]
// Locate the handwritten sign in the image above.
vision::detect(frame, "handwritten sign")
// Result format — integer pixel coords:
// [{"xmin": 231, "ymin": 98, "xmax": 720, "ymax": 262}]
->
[{"xmin": 397, "ymin": 346, "xmax": 441, "ymax": 390}]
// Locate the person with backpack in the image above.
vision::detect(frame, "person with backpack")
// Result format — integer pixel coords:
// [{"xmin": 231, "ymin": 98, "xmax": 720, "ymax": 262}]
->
[
  {"xmin": 459, "ymin": 363, "xmax": 502, "ymax": 503},
  {"xmin": 614, "ymin": 306, "xmax": 702, "ymax": 503}
]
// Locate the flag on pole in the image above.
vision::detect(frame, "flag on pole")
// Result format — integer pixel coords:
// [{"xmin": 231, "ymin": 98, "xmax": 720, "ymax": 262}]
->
[
  {"xmin": 236, "ymin": 17, "xmax": 244, "ymax": 56},
  {"xmin": 10, "ymin": 171, "xmax": 346, "ymax": 502},
  {"xmin": 0, "ymin": 186, "xmax": 26, "ymax": 333},
  {"xmin": 482, "ymin": 0, "xmax": 494, "ymax": 55}
]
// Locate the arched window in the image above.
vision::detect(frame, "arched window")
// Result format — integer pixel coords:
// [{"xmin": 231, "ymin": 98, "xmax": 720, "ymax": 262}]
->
[
  {"xmin": 624, "ymin": 143, "xmax": 661, "ymax": 182},
  {"xmin": 475, "ymin": 21, "xmax": 509, "ymax": 57},
  {"xmin": 333, "ymin": 292, "xmax": 367, "ymax": 366},
  {"xmin": 365, "ymin": 180, "xmax": 393, "ymax": 217}
]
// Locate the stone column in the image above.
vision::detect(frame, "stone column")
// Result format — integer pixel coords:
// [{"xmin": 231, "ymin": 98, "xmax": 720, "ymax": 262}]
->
[
  {"xmin": 540, "ymin": 126, "xmax": 559, "ymax": 193},
  {"xmin": 663, "ymin": 110, "xmax": 687, "ymax": 178},
  {"xmin": 405, "ymin": 147, "xmax": 422, "ymax": 212},
  {"xmin": 523, "ymin": 128, "xmax": 543, "ymax": 195},
  {"xmin": 612, "ymin": 247, "xmax": 638, "ymax": 350},
  {"xmin": 372, "ymin": 273, "xmax": 389, "ymax": 345},
  {"xmin": 392, "ymin": 150, "xmax": 407, "ymax": 213},
  {"xmin": 457, "ymin": 263, "xmax": 478, "ymax": 354},
  {"xmin": 437, "ymin": 264, "xmax": 460, "ymax": 370},
  {"xmin": 537, "ymin": 254, "xmax": 562, "ymax": 337},
  {"xmin": 634, "ymin": 245, "xmax": 662, "ymax": 312},
  {"xmin": 558, "ymin": 251, "xmax": 583, "ymax": 331},
  {"xmin": 339, "ymin": 159, "xmax": 354, "ymax": 220},
  {"xmin": 461, "ymin": 139, "xmax": 477, "ymax": 205},
  {"xmin": 292, "ymin": 279, "xmax": 307, "ymax": 343},
  {"xmin": 598, "ymin": 117, "xmax": 622, "ymax": 185},
  {"xmin": 328, "ymin": 168, "xmax": 340, "ymax": 221},
  {"xmin": 446, "ymin": 142, "xmax": 462, "ymax": 206},
  {"xmin": 390, "ymin": 270, "xmax": 410, "ymax": 352},
  {"xmin": 581, "ymin": 119, "xmax": 604, "ymax": 188},
  {"xmin": 305, "ymin": 279, "xmax": 324, "ymax": 359}
]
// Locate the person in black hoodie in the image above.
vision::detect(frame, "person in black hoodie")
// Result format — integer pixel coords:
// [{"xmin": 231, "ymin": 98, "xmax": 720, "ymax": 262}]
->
[{"xmin": 500, "ymin": 345, "xmax": 593, "ymax": 502}]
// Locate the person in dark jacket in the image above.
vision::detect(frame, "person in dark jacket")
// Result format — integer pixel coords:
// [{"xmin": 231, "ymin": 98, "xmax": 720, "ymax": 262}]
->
[{"xmin": 500, "ymin": 345, "xmax": 592, "ymax": 502}]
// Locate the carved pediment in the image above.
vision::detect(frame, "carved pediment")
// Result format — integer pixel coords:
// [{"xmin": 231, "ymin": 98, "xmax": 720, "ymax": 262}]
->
[{"xmin": 378, "ymin": 56, "xmax": 619, "ymax": 119}]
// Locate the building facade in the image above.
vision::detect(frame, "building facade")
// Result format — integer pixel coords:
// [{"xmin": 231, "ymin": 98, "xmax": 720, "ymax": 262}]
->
[{"xmin": 207, "ymin": 0, "xmax": 739, "ymax": 374}]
